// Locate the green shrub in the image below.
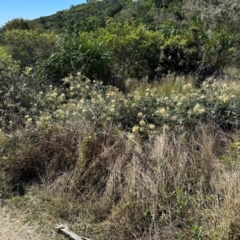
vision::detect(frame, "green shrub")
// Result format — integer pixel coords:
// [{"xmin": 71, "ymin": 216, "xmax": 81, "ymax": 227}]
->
[
  {"xmin": 96, "ymin": 23, "xmax": 164, "ymax": 80},
  {"xmin": 200, "ymin": 27, "xmax": 240, "ymax": 71},
  {"xmin": 3, "ymin": 29, "xmax": 57, "ymax": 68},
  {"xmin": 40, "ymin": 33, "xmax": 111, "ymax": 84},
  {"xmin": 0, "ymin": 18, "xmax": 31, "ymax": 32},
  {"xmin": 159, "ymin": 33, "xmax": 198, "ymax": 75},
  {"xmin": 97, "ymin": 22, "xmax": 200, "ymax": 80},
  {"xmin": 190, "ymin": 17, "xmax": 240, "ymax": 76}
]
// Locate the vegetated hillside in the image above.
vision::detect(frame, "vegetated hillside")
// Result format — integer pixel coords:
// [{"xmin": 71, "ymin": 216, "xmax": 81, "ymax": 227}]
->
[
  {"xmin": 1, "ymin": 0, "xmax": 239, "ymax": 83},
  {"xmin": 32, "ymin": 0, "xmax": 130, "ymax": 32},
  {"xmin": 1, "ymin": 0, "xmax": 240, "ymax": 239},
  {"xmin": 31, "ymin": 0, "xmax": 240, "ymax": 33}
]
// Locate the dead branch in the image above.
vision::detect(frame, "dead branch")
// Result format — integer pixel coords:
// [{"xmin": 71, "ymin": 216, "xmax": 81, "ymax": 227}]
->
[{"xmin": 56, "ymin": 224, "xmax": 91, "ymax": 240}]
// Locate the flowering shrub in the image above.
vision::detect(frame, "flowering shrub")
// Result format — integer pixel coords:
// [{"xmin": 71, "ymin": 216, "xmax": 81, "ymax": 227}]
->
[
  {"xmin": 33, "ymin": 76, "xmax": 240, "ymax": 137},
  {"xmin": 34, "ymin": 74, "xmax": 125, "ymax": 129},
  {"xmin": 0, "ymin": 55, "xmax": 50, "ymax": 131},
  {"xmin": 129, "ymin": 81, "xmax": 240, "ymax": 135},
  {"xmin": 1, "ymin": 70, "xmax": 240, "ymax": 136}
]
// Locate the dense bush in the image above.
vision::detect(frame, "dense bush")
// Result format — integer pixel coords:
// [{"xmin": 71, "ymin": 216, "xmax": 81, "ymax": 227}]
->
[
  {"xmin": 3, "ymin": 29, "xmax": 57, "ymax": 68},
  {"xmin": 96, "ymin": 23, "xmax": 199, "ymax": 80},
  {"xmin": 40, "ymin": 33, "xmax": 111, "ymax": 84},
  {"xmin": 190, "ymin": 17, "xmax": 240, "ymax": 73},
  {"xmin": 95, "ymin": 19, "xmax": 239, "ymax": 81},
  {"xmin": 96, "ymin": 23, "xmax": 162, "ymax": 79},
  {"xmin": 1, "ymin": 18, "xmax": 32, "ymax": 32}
]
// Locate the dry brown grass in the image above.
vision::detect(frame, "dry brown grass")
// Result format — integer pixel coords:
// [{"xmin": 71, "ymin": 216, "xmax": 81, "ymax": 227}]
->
[
  {"xmin": 1, "ymin": 122, "xmax": 240, "ymax": 239},
  {"xmin": 0, "ymin": 207, "xmax": 42, "ymax": 240}
]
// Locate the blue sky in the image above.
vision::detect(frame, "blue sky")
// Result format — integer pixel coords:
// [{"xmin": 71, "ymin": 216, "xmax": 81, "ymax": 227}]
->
[{"xmin": 0, "ymin": 0, "xmax": 86, "ymax": 27}]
